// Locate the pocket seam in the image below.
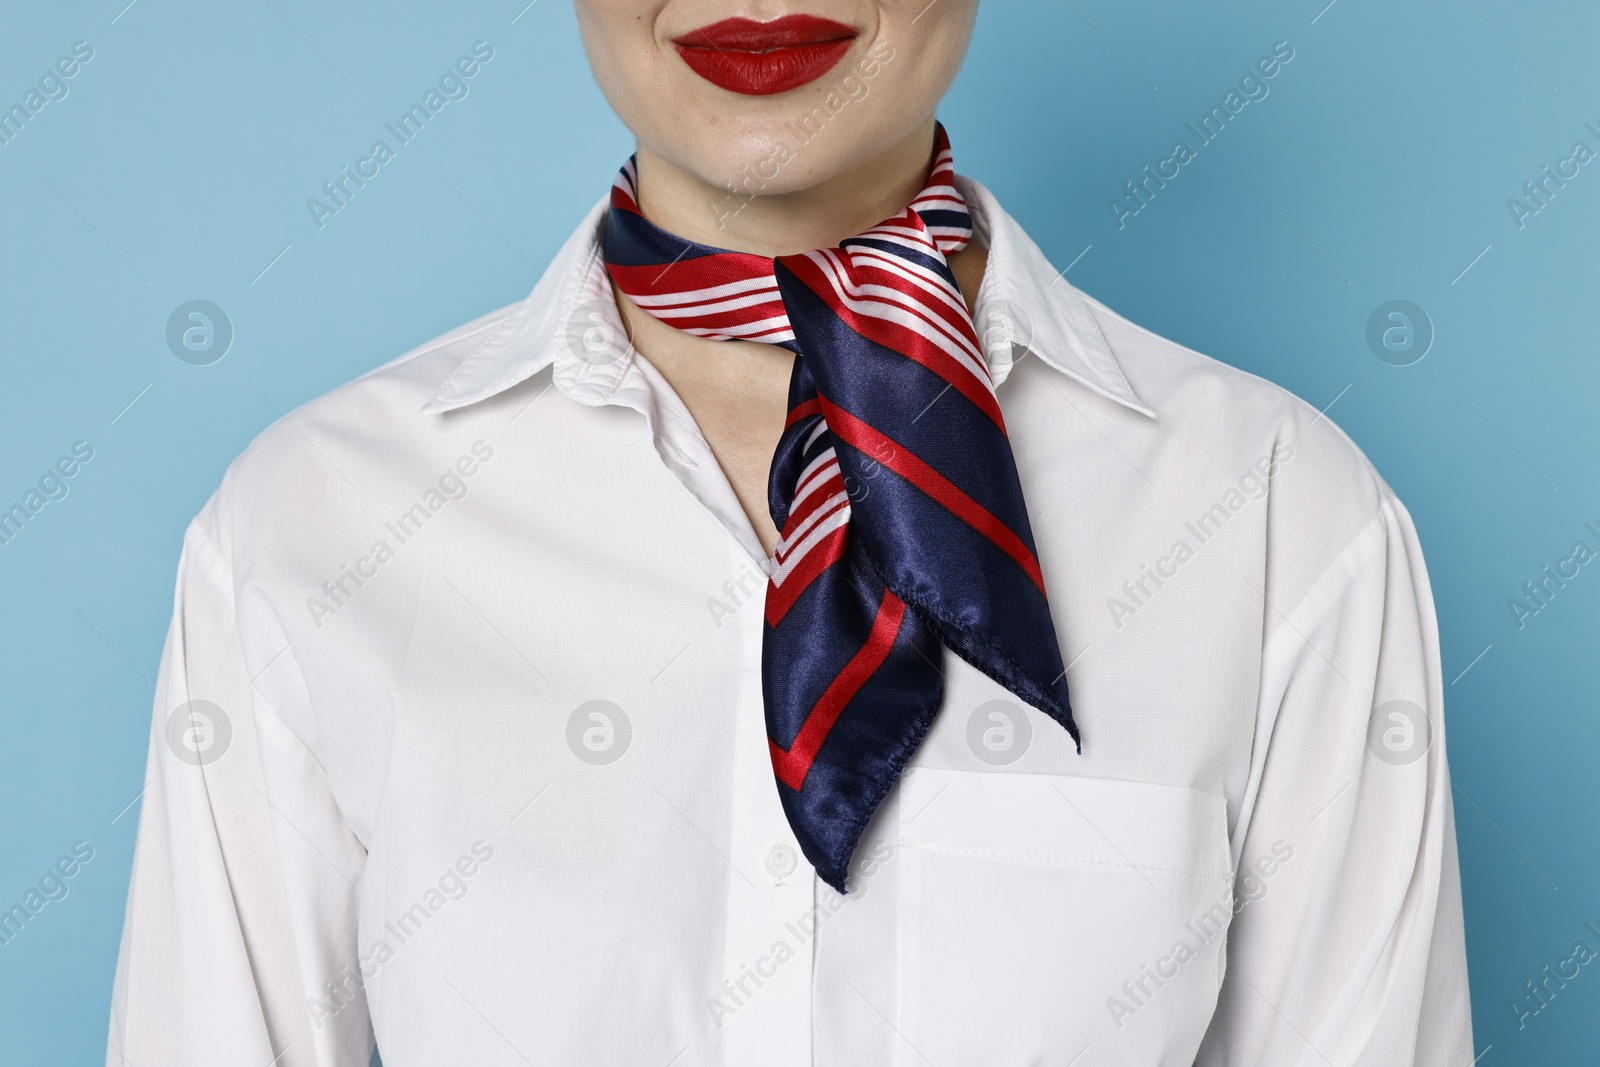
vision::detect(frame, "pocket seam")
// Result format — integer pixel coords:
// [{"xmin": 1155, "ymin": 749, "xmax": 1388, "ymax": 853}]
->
[{"xmin": 899, "ymin": 840, "xmax": 1231, "ymax": 885}]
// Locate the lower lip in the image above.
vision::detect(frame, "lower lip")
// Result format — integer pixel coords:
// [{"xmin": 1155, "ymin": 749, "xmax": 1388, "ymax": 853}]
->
[{"xmin": 674, "ymin": 16, "xmax": 858, "ymax": 96}]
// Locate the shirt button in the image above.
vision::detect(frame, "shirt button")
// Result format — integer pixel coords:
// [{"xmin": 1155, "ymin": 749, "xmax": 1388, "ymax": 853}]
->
[{"xmin": 763, "ymin": 842, "xmax": 799, "ymax": 881}]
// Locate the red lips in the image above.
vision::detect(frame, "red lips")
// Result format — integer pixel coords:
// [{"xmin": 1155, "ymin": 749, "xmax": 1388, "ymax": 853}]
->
[{"xmin": 674, "ymin": 15, "xmax": 858, "ymax": 96}]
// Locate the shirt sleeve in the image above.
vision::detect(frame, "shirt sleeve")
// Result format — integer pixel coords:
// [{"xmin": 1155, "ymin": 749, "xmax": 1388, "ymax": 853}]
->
[
  {"xmin": 1195, "ymin": 494, "xmax": 1474, "ymax": 1066},
  {"xmin": 107, "ymin": 510, "xmax": 372, "ymax": 1067}
]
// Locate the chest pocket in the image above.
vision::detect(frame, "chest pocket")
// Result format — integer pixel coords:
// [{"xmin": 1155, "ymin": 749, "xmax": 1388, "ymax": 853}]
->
[{"xmin": 896, "ymin": 769, "xmax": 1232, "ymax": 1066}]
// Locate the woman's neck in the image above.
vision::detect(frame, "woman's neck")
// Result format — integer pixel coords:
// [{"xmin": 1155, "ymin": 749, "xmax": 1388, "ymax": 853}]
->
[
  {"xmin": 632, "ymin": 116, "xmax": 940, "ymax": 256},
  {"xmin": 610, "ymin": 114, "xmax": 987, "ymax": 558}
]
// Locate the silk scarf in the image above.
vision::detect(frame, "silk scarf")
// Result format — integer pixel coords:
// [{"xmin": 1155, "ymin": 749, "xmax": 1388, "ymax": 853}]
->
[{"xmin": 603, "ymin": 125, "xmax": 1076, "ymax": 891}]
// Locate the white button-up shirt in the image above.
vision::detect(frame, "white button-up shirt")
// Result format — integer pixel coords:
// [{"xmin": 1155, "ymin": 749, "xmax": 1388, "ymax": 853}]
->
[{"xmin": 109, "ymin": 176, "xmax": 1473, "ymax": 1066}]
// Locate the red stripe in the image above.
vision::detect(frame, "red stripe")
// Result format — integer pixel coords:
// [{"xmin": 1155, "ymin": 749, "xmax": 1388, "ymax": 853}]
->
[
  {"xmin": 765, "ymin": 524, "xmax": 849, "ymax": 626},
  {"xmin": 820, "ymin": 400, "xmax": 1047, "ymax": 595},
  {"xmin": 842, "ymin": 260, "xmax": 984, "ymax": 382},
  {"xmin": 610, "ymin": 184, "xmax": 639, "ymax": 212},
  {"xmin": 769, "ymin": 589, "xmax": 907, "ymax": 791},
  {"xmin": 842, "ymin": 243, "xmax": 974, "ymax": 341},
  {"xmin": 605, "ymin": 253, "xmax": 777, "ymax": 299},
  {"xmin": 777, "ymin": 476, "xmax": 847, "ymax": 558},
  {"xmin": 779, "ymin": 253, "xmax": 1006, "ymax": 430},
  {"xmin": 785, "ymin": 397, "xmax": 822, "ymax": 427}
]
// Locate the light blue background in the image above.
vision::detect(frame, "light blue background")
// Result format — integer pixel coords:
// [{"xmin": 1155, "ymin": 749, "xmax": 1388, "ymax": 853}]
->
[{"xmin": 1, "ymin": 0, "xmax": 1595, "ymax": 1062}]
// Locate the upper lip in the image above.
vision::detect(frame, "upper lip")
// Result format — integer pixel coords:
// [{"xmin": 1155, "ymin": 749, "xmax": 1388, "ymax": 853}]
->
[{"xmin": 672, "ymin": 15, "xmax": 858, "ymax": 52}]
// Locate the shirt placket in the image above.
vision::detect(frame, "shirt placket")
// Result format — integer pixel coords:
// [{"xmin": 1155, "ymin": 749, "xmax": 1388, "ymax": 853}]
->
[
  {"xmin": 634, "ymin": 391, "xmax": 815, "ymax": 1067},
  {"xmin": 714, "ymin": 541, "xmax": 816, "ymax": 1066},
  {"xmin": 558, "ymin": 331, "xmax": 817, "ymax": 1065}
]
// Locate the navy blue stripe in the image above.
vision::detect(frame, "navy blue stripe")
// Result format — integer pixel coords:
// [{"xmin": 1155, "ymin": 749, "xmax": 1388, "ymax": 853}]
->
[
  {"xmin": 605, "ymin": 122, "xmax": 1076, "ymax": 895},
  {"xmin": 602, "ymin": 211, "xmax": 730, "ymax": 269},
  {"xmin": 915, "ymin": 208, "xmax": 972, "ymax": 232},
  {"xmin": 838, "ymin": 237, "xmax": 955, "ymax": 284},
  {"xmin": 776, "ymin": 263, "xmax": 1035, "ymax": 533}
]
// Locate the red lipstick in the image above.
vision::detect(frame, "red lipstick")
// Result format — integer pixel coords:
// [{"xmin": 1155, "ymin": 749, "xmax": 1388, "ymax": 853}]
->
[{"xmin": 674, "ymin": 15, "xmax": 858, "ymax": 96}]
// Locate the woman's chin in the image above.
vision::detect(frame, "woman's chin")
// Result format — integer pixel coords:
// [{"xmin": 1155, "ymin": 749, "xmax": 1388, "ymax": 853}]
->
[{"xmin": 645, "ymin": 129, "xmax": 839, "ymax": 197}]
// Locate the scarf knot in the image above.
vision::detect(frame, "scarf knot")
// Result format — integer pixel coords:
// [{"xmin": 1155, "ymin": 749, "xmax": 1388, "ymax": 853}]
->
[{"xmin": 604, "ymin": 124, "xmax": 1076, "ymax": 892}]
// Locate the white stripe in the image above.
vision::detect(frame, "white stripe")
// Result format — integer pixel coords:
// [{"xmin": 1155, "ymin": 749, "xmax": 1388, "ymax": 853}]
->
[
  {"xmin": 679, "ymin": 314, "xmax": 793, "ymax": 338},
  {"xmin": 852, "ymin": 229, "xmax": 956, "ymax": 260},
  {"xmin": 791, "ymin": 452, "xmax": 840, "ymax": 509},
  {"xmin": 844, "ymin": 251, "xmax": 976, "ymax": 349},
  {"xmin": 852, "ymin": 234, "xmax": 939, "ymax": 261},
  {"xmin": 847, "ymin": 246, "xmax": 967, "ymax": 308},
  {"xmin": 743, "ymin": 327, "xmax": 797, "ymax": 343},
  {"xmin": 808, "ymin": 250, "xmax": 994, "ymax": 391},
  {"xmin": 644, "ymin": 292, "xmax": 785, "ymax": 321},
  {"xmin": 770, "ymin": 505, "xmax": 853, "ymax": 586},
  {"xmin": 612, "ymin": 160, "xmax": 640, "ymax": 205},
  {"xmin": 795, "ymin": 447, "xmax": 837, "ymax": 485},
  {"xmin": 846, "ymin": 262, "xmax": 978, "ymax": 359},
  {"xmin": 687, "ymin": 326, "xmax": 796, "ymax": 344},
  {"xmin": 840, "ymin": 281, "xmax": 986, "ymax": 383},
  {"xmin": 857, "ymin": 224, "xmax": 938, "ymax": 248},
  {"xmin": 776, "ymin": 490, "xmax": 850, "ymax": 559},
  {"xmin": 627, "ymin": 274, "xmax": 779, "ymax": 308},
  {"xmin": 925, "ymin": 233, "xmax": 973, "ymax": 253},
  {"xmin": 852, "ymin": 229, "xmax": 950, "ymax": 260},
  {"xmin": 802, "ymin": 421, "xmax": 829, "ymax": 454}
]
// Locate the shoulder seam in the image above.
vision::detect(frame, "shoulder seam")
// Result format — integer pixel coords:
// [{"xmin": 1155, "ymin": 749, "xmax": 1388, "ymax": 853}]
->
[
  {"xmin": 183, "ymin": 488, "xmax": 334, "ymax": 775},
  {"xmin": 1086, "ymin": 296, "xmax": 1371, "ymax": 436}
]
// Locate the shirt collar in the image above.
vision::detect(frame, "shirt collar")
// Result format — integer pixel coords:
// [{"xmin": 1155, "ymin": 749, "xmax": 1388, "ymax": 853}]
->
[{"xmin": 422, "ymin": 175, "xmax": 1154, "ymax": 418}]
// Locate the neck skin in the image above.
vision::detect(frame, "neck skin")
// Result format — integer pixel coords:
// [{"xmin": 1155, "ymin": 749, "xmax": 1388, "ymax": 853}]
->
[
  {"xmin": 610, "ymin": 117, "xmax": 988, "ymax": 559},
  {"xmin": 635, "ymin": 115, "xmax": 942, "ymax": 257}
]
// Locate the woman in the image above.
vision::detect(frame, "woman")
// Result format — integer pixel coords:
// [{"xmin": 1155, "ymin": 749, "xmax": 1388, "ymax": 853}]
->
[{"xmin": 110, "ymin": 2, "xmax": 1472, "ymax": 1064}]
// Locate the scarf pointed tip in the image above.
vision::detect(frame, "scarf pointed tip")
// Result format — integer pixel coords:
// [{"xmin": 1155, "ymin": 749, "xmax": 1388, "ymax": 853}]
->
[{"xmin": 1064, "ymin": 710, "xmax": 1083, "ymax": 755}]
